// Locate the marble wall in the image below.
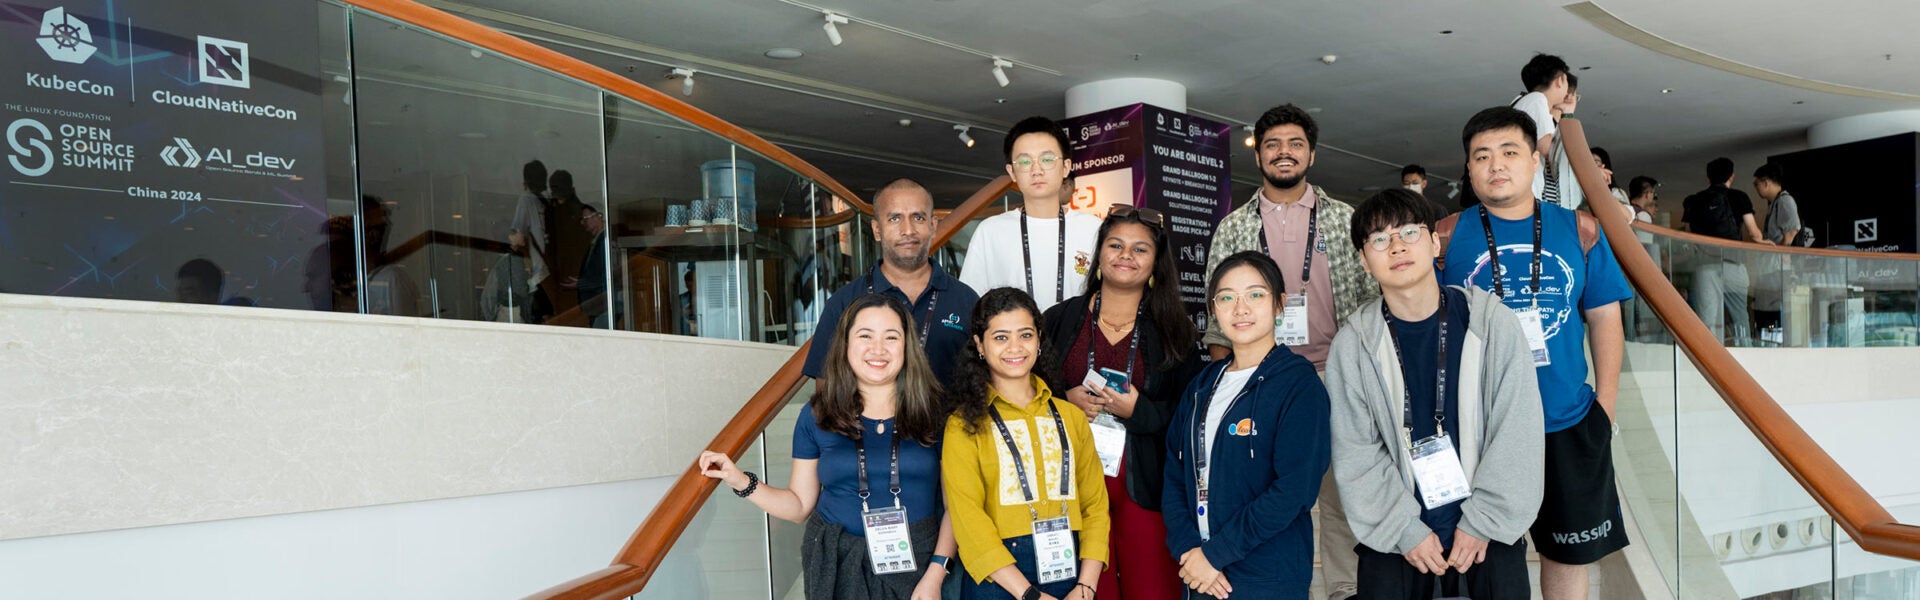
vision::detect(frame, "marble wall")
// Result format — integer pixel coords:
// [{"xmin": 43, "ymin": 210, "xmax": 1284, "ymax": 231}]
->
[{"xmin": 0, "ymin": 293, "xmax": 795, "ymax": 541}]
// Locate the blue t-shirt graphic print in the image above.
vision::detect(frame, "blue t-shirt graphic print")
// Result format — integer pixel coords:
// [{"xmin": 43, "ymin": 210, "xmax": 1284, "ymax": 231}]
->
[{"xmin": 1440, "ymin": 203, "xmax": 1632, "ymax": 432}]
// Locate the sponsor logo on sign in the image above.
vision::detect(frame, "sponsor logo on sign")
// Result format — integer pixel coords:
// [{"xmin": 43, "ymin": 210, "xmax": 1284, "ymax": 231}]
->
[
  {"xmin": 161, "ymin": 138, "xmax": 201, "ymax": 168},
  {"xmin": 1855, "ymin": 218, "xmax": 1878, "ymax": 243},
  {"xmin": 1080, "ymin": 124, "xmax": 1100, "ymax": 141},
  {"xmin": 37, "ymin": 7, "xmax": 97, "ymax": 64},
  {"xmin": 159, "ymin": 136, "xmax": 298, "ymax": 178},
  {"xmin": 150, "ymin": 89, "xmax": 298, "ymax": 121},
  {"xmin": 198, "ymin": 35, "xmax": 251, "ymax": 88},
  {"xmin": 25, "ymin": 72, "xmax": 115, "ymax": 97},
  {"xmin": 5, "ymin": 118, "xmax": 133, "ymax": 176}
]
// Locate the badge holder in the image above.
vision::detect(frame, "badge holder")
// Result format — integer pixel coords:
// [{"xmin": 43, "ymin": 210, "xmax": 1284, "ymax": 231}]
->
[
  {"xmin": 1089, "ymin": 412, "xmax": 1126, "ymax": 478},
  {"xmin": 1032, "ymin": 509, "xmax": 1077, "ymax": 584},
  {"xmin": 1515, "ymin": 306, "xmax": 1552, "ymax": 367},
  {"xmin": 855, "ymin": 431, "xmax": 915, "ymax": 575},
  {"xmin": 1409, "ymin": 432, "xmax": 1472, "ymax": 510},
  {"xmin": 1276, "ymin": 295, "xmax": 1309, "ymax": 346}
]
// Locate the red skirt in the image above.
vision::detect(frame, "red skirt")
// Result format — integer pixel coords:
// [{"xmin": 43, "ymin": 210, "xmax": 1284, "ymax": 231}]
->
[{"xmin": 1096, "ymin": 455, "xmax": 1182, "ymax": 600}]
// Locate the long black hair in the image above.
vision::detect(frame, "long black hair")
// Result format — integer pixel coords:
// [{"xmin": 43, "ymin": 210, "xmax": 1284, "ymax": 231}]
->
[
  {"xmin": 1082, "ymin": 209, "xmax": 1196, "ymax": 369},
  {"xmin": 950, "ymin": 288, "xmax": 1063, "ymax": 435},
  {"xmin": 809, "ymin": 294, "xmax": 946, "ymax": 445}
]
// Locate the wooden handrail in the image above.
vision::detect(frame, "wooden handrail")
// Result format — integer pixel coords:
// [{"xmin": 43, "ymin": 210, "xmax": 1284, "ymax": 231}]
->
[
  {"xmin": 1562, "ymin": 119, "xmax": 1920, "ymax": 560},
  {"xmin": 527, "ymin": 175, "xmax": 1016, "ymax": 599},
  {"xmin": 1630, "ymin": 221, "xmax": 1920, "ymax": 262},
  {"xmin": 337, "ymin": 0, "xmax": 870, "ymax": 215}
]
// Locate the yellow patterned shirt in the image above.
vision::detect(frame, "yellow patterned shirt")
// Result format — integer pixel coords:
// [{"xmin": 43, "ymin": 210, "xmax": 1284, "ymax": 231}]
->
[{"xmin": 943, "ymin": 376, "xmax": 1111, "ymax": 583}]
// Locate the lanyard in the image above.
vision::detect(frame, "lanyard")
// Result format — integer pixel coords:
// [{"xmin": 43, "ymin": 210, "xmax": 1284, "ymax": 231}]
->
[
  {"xmin": 1477, "ymin": 205, "xmax": 1542, "ymax": 307},
  {"xmin": 1020, "ymin": 207, "xmax": 1068, "ymax": 305},
  {"xmin": 852, "ymin": 423, "xmax": 903, "ymax": 512},
  {"xmin": 1085, "ymin": 292, "xmax": 1141, "ymax": 384},
  {"xmin": 1192, "ymin": 354, "xmax": 1264, "ymax": 490},
  {"xmin": 1382, "ymin": 286, "xmax": 1449, "ymax": 435},
  {"xmin": 1256, "ymin": 192, "xmax": 1321, "ymax": 285},
  {"xmin": 988, "ymin": 396, "xmax": 1073, "ymax": 520},
  {"xmin": 865, "ymin": 268, "xmax": 940, "ymax": 345}
]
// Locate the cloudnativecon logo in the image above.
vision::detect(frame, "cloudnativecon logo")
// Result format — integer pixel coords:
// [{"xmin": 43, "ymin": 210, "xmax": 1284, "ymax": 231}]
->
[
  {"xmin": 197, "ymin": 35, "xmax": 249, "ymax": 89},
  {"xmin": 6, "ymin": 118, "xmax": 134, "ymax": 177}
]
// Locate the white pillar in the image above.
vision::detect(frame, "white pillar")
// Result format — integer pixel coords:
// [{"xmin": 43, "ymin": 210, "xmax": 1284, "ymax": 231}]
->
[
  {"xmin": 1065, "ymin": 78, "xmax": 1187, "ymax": 117},
  {"xmin": 1808, "ymin": 110, "xmax": 1920, "ymax": 148}
]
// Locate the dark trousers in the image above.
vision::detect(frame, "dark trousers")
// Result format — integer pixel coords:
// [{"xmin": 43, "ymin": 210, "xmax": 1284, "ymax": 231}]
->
[
  {"xmin": 963, "ymin": 533, "xmax": 1081, "ymax": 600},
  {"xmin": 1353, "ymin": 538, "xmax": 1530, "ymax": 600}
]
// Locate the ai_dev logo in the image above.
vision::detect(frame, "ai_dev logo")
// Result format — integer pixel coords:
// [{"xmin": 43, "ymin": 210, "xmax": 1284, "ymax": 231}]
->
[
  {"xmin": 37, "ymin": 7, "xmax": 97, "ymax": 64},
  {"xmin": 198, "ymin": 35, "xmax": 250, "ymax": 88},
  {"xmin": 161, "ymin": 137, "xmax": 201, "ymax": 168},
  {"xmin": 7, "ymin": 118, "xmax": 55, "ymax": 177}
]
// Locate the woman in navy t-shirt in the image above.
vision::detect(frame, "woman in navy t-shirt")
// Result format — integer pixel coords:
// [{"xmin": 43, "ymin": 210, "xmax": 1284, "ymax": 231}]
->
[{"xmin": 699, "ymin": 294, "xmax": 956, "ymax": 599}]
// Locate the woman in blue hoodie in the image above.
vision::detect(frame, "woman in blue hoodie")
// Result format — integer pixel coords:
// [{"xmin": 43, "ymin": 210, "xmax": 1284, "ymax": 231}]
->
[{"xmin": 1162, "ymin": 251, "xmax": 1331, "ymax": 599}]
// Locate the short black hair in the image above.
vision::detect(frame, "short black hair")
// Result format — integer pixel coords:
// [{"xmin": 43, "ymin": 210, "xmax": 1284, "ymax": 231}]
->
[
  {"xmin": 1351, "ymin": 189, "xmax": 1438, "ymax": 251},
  {"xmin": 1208, "ymin": 250, "xmax": 1286, "ymax": 299},
  {"xmin": 523, "ymin": 160, "xmax": 548, "ymax": 194},
  {"xmin": 1591, "ymin": 147, "xmax": 1613, "ymax": 170},
  {"xmin": 1521, "ymin": 53, "xmax": 1571, "ymax": 92},
  {"xmin": 1401, "ymin": 164, "xmax": 1426, "ymax": 178},
  {"xmin": 1254, "ymin": 104, "xmax": 1318, "ymax": 150},
  {"xmin": 1564, "ymin": 73, "xmax": 1579, "ymax": 93},
  {"xmin": 1753, "ymin": 162, "xmax": 1785, "ymax": 184},
  {"xmin": 1629, "ymin": 176, "xmax": 1659, "ymax": 200},
  {"xmin": 1002, "ymin": 116, "xmax": 1070, "ymax": 163},
  {"xmin": 1708, "ymin": 157, "xmax": 1735, "ymax": 183},
  {"xmin": 1461, "ymin": 106, "xmax": 1538, "ymax": 154}
]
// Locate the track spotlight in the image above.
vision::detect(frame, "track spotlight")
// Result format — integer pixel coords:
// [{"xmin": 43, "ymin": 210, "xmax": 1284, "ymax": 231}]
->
[
  {"xmin": 671, "ymin": 67, "xmax": 695, "ymax": 96},
  {"xmin": 823, "ymin": 12, "xmax": 848, "ymax": 46},
  {"xmin": 991, "ymin": 58, "xmax": 1012, "ymax": 87},
  {"xmin": 1242, "ymin": 125, "xmax": 1255, "ymax": 147},
  {"xmin": 955, "ymin": 125, "xmax": 974, "ymax": 148}
]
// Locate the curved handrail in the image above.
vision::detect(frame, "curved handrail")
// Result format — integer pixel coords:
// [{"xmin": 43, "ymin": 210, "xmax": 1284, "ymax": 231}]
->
[
  {"xmin": 1631, "ymin": 221, "xmax": 1920, "ymax": 262},
  {"xmin": 1562, "ymin": 119, "xmax": 1920, "ymax": 560},
  {"xmin": 338, "ymin": 0, "xmax": 870, "ymax": 215},
  {"xmin": 526, "ymin": 175, "xmax": 1015, "ymax": 600}
]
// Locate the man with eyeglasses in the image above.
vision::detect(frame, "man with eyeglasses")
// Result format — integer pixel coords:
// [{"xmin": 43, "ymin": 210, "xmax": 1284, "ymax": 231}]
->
[
  {"xmin": 958, "ymin": 116, "xmax": 1103, "ymax": 312},
  {"xmin": 1326, "ymin": 189, "xmax": 1543, "ymax": 599},
  {"xmin": 1200, "ymin": 103, "xmax": 1378, "ymax": 599},
  {"xmin": 1438, "ymin": 107, "xmax": 1631, "ymax": 600}
]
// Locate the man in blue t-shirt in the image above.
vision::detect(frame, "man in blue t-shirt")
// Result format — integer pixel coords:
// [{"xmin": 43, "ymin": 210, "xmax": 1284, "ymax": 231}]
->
[{"xmin": 1437, "ymin": 107, "xmax": 1632, "ymax": 600}]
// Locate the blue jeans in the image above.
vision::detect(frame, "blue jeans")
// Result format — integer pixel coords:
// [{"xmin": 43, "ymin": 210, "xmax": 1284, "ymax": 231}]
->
[{"xmin": 962, "ymin": 532, "xmax": 1081, "ymax": 600}]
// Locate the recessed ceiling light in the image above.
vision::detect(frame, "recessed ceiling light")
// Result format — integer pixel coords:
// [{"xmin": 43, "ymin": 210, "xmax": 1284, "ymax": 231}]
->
[
  {"xmin": 1439, "ymin": 30, "xmax": 1453, "ymax": 35},
  {"xmin": 1661, "ymin": 88, "xmax": 1674, "ymax": 94},
  {"xmin": 1307, "ymin": 107, "xmax": 1323, "ymax": 113},
  {"xmin": 1793, "ymin": 100, "xmax": 1806, "ymax": 105},
  {"xmin": 764, "ymin": 48, "xmax": 803, "ymax": 60},
  {"xmin": 1579, "ymin": 66, "xmax": 1592, "ymax": 71}
]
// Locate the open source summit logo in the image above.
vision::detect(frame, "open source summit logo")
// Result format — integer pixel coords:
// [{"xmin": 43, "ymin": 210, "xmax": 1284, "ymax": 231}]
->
[{"xmin": 37, "ymin": 6, "xmax": 98, "ymax": 64}]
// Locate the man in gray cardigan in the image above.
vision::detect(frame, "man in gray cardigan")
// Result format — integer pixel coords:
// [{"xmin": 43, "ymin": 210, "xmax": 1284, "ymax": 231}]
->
[{"xmin": 1326, "ymin": 189, "xmax": 1544, "ymax": 599}]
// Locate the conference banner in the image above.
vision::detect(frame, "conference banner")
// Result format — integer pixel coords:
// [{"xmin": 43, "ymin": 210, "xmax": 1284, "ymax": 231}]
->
[{"xmin": 1, "ymin": 0, "xmax": 333, "ymax": 307}]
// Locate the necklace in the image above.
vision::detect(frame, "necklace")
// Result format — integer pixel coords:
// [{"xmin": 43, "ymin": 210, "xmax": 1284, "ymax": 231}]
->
[{"xmin": 1099, "ymin": 316, "xmax": 1136, "ymax": 331}]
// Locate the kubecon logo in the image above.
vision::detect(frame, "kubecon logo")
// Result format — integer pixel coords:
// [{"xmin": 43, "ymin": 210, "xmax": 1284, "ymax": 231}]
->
[
  {"xmin": 198, "ymin": 35, "xmax": 249, "ymax": 89},
  {"xmin": 37, "ymin": 7, "xmax": 97, "ymax": 64}
]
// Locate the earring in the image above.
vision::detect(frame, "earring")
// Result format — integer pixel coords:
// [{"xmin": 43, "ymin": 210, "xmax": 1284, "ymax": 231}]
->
[{"xmin": 1148, "ymin": 275, "xmax": 1155, "ymax": 287}]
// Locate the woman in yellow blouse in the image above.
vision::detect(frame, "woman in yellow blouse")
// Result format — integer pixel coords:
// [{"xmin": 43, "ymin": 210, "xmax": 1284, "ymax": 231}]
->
[{"xmin": 944, "ymin": 287, "xmax": 1111, "ymax": 600}]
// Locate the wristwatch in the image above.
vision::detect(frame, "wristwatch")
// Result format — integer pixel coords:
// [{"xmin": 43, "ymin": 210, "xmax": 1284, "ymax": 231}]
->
[
  {"xmin": 928, "ymin": 555, "xmax": 950, "ymax": 572},
  {"xmin": 1021, "ymin": 585, "xmax": 1042, "ymax": 600}
]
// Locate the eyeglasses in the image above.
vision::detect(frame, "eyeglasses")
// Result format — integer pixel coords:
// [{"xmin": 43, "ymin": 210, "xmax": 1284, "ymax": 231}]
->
[
  {"xmin": 1011, "ymin": 154, "xmax": 1062, "ymax": 173},
  {"xmin": 1212, "ymin": 289, "xmax": 1271, "ymax": 306},
  {"xmin": 1108, "ymin": 204, "xmax": 1164, "ymax": 228},
  {"xmin": 1365, "ymin": 224, "xmax": 1429, "ymax": 252}
]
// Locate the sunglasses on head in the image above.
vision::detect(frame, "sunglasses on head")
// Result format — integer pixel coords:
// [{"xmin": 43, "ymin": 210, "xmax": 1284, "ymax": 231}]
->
[{"xmin": 1108, "ymin": 204, "xmax": 1165, "ymax": 228}]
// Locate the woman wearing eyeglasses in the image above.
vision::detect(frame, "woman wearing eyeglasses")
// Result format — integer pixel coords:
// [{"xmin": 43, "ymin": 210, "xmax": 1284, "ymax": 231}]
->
[
  {"xmin": 1039, "ymin": 205, "xmax": 1200, "ymax": 600},
  {"xmin": 1161, "ymin": 251, "xmax": 1331, "ymax": 600}
]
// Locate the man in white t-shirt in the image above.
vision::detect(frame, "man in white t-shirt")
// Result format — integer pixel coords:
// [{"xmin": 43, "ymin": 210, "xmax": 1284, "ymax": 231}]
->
[
  {"xmin": 1511, "ymin": 54, "xmax": 1573, "ymax": 209},
  {"xmin": 958, "ymin": 116, "xmax": 1102, "ymax": 311}
]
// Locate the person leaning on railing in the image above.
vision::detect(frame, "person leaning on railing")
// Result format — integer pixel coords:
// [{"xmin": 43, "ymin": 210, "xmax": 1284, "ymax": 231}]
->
[
  {"xmin": 944, "ymin": 288, "xmax": 1111, "ymax": 600},
  {"xmin": 1039, "ymin": 205, "xmax": 1202, "ymax": 600},
  {"xmin": 698, "ymin": 293, "xmax": 956, "ymax": 600}
]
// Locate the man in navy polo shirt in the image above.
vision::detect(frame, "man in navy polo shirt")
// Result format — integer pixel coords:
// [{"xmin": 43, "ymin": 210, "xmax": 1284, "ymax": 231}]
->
[
  {"xmin": 1439, "ymin": 107, "xmax": 1631, "ymax": 600},
  {"xmin": 805, "ymin": 178, "xmax": 978, "ymax": 386}
]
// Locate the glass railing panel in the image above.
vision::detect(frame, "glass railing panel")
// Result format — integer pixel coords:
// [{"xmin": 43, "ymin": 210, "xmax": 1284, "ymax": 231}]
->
[
  {"xmin": 1643, "ymin": 226, "xmax": 1920, "ymax": 348},
  {"xmin": 633, "ymin": 435, "xmax": 773, "ymax": 600},
  {"xmin": 1837, "ymin": 538, "xmax": 1920, "ymax": 598},
  {"xmin": 600, "ymin": 93, "xmax": 745, "ymax": 338},
  {"xmin": 762, "ymin": 380, "xmax": 814, "ymax": 600},
  {"xmin": 349, "ymin": 11, "xmax": 608, "ymax": 323},
  {"xmin": 1613, "ymin": 327, "xmax": 1682, "ymax": 596},
  {"xmin": 1673, "ymin": 344, "xmax": 1835, "ymax": 598}
]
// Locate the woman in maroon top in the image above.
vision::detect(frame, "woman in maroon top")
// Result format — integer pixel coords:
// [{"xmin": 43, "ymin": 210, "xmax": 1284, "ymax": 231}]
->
[{"xmin": 1040, "ymin": 205, "xmax": 1201, "ymax": 600}]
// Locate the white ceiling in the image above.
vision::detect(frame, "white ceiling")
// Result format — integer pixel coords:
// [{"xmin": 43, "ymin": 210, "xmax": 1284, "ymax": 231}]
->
[{"xmin": 426, "ymin": 0, "xmax": 1920, "ymax": 211}]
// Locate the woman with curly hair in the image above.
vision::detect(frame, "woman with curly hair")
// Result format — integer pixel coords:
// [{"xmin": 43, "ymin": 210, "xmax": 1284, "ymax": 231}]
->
[{"xmin": 944, "ymin": 288, "xmax": 1111, "ymax": 600}]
